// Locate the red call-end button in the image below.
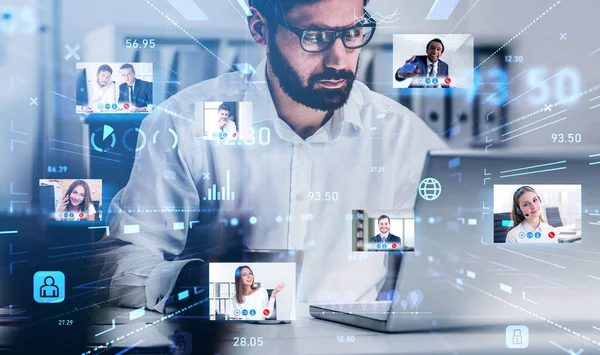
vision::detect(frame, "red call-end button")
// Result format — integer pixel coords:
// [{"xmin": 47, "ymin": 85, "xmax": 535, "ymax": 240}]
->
[
  {"xmin": 392, "ymin": 243, "xmax": 397, "ymax": 249},
  {"xmin": 548, "ymin": 231, "xmax": 556, "ymax": 238},
  {"xmin": 79, "ymin": 212, "xmax": 85, "ymax": 218},
  {"xmin": 233, "ymin": 132, "xmax": 237, "ymax": 137},
  {"xmin": 263, "ymin": 309, "xmax": 270, "ymax": 316},
  {"xmin": 124, "ymin": 103, "xmax": 130, "ymax": 109},
  {"xmin": 444, "ymin": 77, "xmax": 452, "ymax": 85}
]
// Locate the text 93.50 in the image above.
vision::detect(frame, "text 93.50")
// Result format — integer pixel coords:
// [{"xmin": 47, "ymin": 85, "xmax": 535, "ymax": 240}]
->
[
  {"xmin": 309, "ymin": 192, "xmax": 338, "ymax": 201},
  {"xmin": 551, "ymin": 133, "xmax": 581, "ymax": 143}
]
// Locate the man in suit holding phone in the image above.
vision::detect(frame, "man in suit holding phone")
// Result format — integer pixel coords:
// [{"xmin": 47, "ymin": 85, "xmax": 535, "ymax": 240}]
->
[
  {"xmin": 369, "ymin": 215, "xmax": 401, "ymax": 244},
  {"xmin": 118, "ymin": 63, "xmax": 153, "ymax": 112},
  {"xmin": 395, "ymin": 38, "xmax": 449, "ymax": 88}
]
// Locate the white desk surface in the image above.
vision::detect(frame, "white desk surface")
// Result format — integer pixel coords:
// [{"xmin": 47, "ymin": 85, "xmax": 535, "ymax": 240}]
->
[{"xmin": 86, "ymin": 305, "xmax": 599, "ymax": 354}]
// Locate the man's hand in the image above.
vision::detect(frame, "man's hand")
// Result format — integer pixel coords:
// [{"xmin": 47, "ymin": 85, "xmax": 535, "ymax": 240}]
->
[
  {"xmin": 396, "ymin": 55, "xmax": 420, "ymax": 80},
  {"xmin": 82, "ymin": 106, "xmax": 93, "ymax": 113},
  {"xmin": 272, "ymin": 281, "xmax": 285, "ymax": 298},
  {"xmin": 128, "ymin": 105, "xmax": 138, "ymax": 113},
  {"xmin": 218, "ymin": 119, "xmax": 227, "ymax": 128}
]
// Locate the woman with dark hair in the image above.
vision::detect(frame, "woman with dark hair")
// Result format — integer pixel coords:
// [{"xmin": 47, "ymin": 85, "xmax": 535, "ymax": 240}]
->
[
  {"xmin": 55, "ymin": 180, "xmax": 97, "ymax": 221},
  {"xmin": 506, "ymin": 186, "xmax": 556, "ymax": 243},
  {"xmin": 230, "ymin": 265, "xmax": 285, "ymax": 320}
]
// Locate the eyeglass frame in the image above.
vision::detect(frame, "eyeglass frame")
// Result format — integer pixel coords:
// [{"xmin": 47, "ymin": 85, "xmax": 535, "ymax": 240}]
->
[{"xmin": 274, "ymin": 11, "xmax": 377, "ymax": 53}]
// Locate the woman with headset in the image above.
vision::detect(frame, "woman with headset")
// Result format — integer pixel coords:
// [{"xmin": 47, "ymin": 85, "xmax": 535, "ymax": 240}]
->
[
  {"xmin": 230, "ymin": 265, "xmax": 285, "ymax": 320},
  {"xmin": 506, "ymin": 186, "xmax": 557, "ymax": 243}
]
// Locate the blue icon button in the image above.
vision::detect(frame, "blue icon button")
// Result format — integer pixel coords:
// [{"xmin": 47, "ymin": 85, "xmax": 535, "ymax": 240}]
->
[
  {"xmin": 527, "ymin": 232, "xmax": 533, "ymax": 238},
  {"xmin": 104, "ymin": 104, "xmax": 111, "ymax": 109},
  {"xmin": 233, "ymin": 309, "xmax": 241, "ymax": 316},
  {"xmin": 425, "ymin": 78, "xmax": 431, "ymax": 84},
  {"xmin": 223, "ymin": 133, "xmax": 227, "ymax": 138},
  {"xmin": 112, "ymin": 103, "xmax": 118, "ymax": 109},
  {"xmin": 518, "ymin": 232, "xmax": 525, "ymax": 239},
  {"xmin": 97, "ymin": 104, "xmax": 103, "ymax": 109},
  {"xmin": 432, "ymin": 78, "xmax": 439, "ymax": 84},
  {"xmin": 241, "ymin": 309, "xmax": 248, "ymax": 316},
  {"xmin": 63, "ymin": 213, "xmax": 69, "ymax": 218},
  {"xmin": 382, "ymin": 244, "xmax": 387, "ymax": 249},
  {"xmin": 218, "ymin": 133, "xmax": 223, "ymax": 138},
  {"xmin": 34, "ymin": 271, "xmax": 65, "ymax": 303},
  {"xmin": 534, "ymin": 232, "xmax": 541, "ymax": 238},
  {"xmin": 377, "ymin": 244, "xmax": 381, "ymax": 248},
  {"xmin": 417, "ymin": 78, "xmax": 424, "ymax": 84},
  {"xmin": 506, "ymin": 325, "xmax": 529, "ymax": 349},
  {"xmin": 249, "ymin": 309, "xmax": 256, "ymax": 316},
  {"xmin": 69, "ymin": 213, "xmax": 74, "ymax": 218}
]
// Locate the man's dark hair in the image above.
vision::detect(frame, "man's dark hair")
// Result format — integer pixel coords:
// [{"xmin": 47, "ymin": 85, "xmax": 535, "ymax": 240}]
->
[
  {"xmin": 97, "ymin": 64, "xmax": 113, "ymax": 75},
  {"xmin": 426, "ymin": 38, "xmax": 444, "ymax": 53},
  {"xmin": 218, "ymin": 103, "xmax": 230, "ymax": 112},
  {"xmin": 119, "ymin": 63, "xmax": 135, "ymax": 74},
  {"xmin": 377, "ymin": 215, "xmax": 390, "ymax": 223},
  {"xmin": 249, "ymin": 0, "xmax": 370, "ymax": 30}
]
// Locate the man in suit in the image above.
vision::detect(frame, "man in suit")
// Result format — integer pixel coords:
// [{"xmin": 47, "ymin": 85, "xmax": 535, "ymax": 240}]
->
[
  {"xmin": 369, "ymin": 215, "xmax": 401, "ymax": 244},
  {"xmin": 118, "ymin": 63, "xmax": 153, "ymax": 112},
  {"xmin": 395, "ymin": 38, "xmax": 449, "ymax": 88}
]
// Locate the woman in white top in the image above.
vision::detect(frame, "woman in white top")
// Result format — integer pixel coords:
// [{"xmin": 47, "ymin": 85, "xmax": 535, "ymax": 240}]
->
[
  {"xmin": 506, "ymin": 186, "xmax": 556, "ymax": 243},
  {"xmin": 230, "ymin": 265, "xmax": 285, "ymax": 320},
  {"xmin": 55, "ymin": 180, "xmax": 97, "ymax": 221}
]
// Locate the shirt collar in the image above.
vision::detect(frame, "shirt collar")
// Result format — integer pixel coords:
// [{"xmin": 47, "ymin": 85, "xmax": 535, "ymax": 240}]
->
[
  {"xmin": 426, "ymin": 58, "xmax": 439, "ymax": 69},
  {"xmin": 96, "ymin": 81, "xmax": 111, "ymax": 90},
  {"xmin": 243, "ymin": 59, "xmax": 364, "ymax": 143}
]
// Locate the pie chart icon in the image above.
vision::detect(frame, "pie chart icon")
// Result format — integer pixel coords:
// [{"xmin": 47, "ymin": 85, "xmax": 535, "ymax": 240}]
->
[{"xmin": 90, "ymin": 125, "xmax": 116, "ymax": 152}]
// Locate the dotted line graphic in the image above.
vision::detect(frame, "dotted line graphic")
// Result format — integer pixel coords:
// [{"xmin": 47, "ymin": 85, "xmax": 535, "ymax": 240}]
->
[
  {"xmin": 468, "ymin": 284, "xmax": 600, "ymax": 352},
  {"xmin": 143, "ymin": 0, "xmax": 233, "ymax": 71},
  {"xmin": 475, "ymin": 0, "xmax": 563, "ymax": 70},
  {"xmin": 79, "ymin": 298, "xmax": 208, "ymax": 355}
]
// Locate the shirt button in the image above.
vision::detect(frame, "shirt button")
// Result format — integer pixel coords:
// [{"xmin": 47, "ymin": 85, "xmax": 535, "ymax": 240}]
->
[{"xmin": 296, "ymin": 193, "xmax": 304, "ymax": 202}]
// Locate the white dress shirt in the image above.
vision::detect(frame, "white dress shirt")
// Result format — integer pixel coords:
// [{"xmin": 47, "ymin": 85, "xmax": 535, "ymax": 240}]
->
[
  {"xmin": 506, "ymin": 220, "xmax": 557, "ymax": 243},
  {"xmin": 89, "ymin": 80, "xmax": 117, "ymax": 110},
  {"xmin": 229, "ymin": 288, "xmax": 275, "ymax": 320},
  {"xmin": 426, "ymin": 58, "xmax": 439, "ymax": 78},
  {"xmin": 102, "ymin": 60, "xmax": 447, "ymax": 313},
  {"xmin": 127, "ymin": 82, "xmax": 135, "ymax": 104},
  {"xmin": 217, "ymin": 120, "xmax": 237, "ymax": 138}
]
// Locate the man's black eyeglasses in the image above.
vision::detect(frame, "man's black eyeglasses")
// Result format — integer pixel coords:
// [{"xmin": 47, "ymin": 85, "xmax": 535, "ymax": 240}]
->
[{"xmin": 276, "ymin": 11, "xmax": 377, "ymax": 53}]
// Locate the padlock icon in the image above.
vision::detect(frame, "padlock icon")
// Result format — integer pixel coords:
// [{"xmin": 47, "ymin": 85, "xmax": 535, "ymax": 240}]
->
[
  {"xmin": 512, "ymin": 329, "xmax": 522, "ymax": 344},
  {"xmin": 172, "ymin": 330, "xmax": 186, "ymax": 353}
]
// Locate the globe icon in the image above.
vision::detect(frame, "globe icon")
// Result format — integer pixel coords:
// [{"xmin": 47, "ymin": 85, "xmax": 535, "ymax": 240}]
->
[{"xmin": 419, "ymin": 178, "xmax": 442, "ymax": 201}]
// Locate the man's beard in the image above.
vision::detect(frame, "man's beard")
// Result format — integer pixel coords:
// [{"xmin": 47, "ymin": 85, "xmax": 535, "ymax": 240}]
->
[{"xmin": 267, "ymin": 39, "xmax": 358, "ymax": 111}]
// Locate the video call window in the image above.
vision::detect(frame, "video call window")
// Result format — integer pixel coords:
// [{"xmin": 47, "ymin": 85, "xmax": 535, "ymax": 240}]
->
[
  {"xmin": 392, "ymin": 34, "xmax": 474, "ymax": 89},
  {"xmin": 352, "ymin": 209, "xmax": 415, "ymax": 252},
  {"xmin": 39, "ymin": 179, "xmax": 103, "ymax": 222},
  {"xmin": 493, "ymin": 185, "xmax": 582, "ymax": 244},
  {"xmin": 194, "ymin": 101, "xmax": 253, "ymax": 140},
  {"xmin": 208, "ymin": 262, "xmax": 296, "ymax": 321},
  {"xmin": 75, "ymin": 62, "xmax": 153, "ymax": 114}
]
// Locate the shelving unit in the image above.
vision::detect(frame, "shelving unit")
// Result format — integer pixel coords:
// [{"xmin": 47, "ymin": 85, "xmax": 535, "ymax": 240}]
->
[{"xmin": 354, "ymin": 210, "xmax": 366, "ymax": 251}]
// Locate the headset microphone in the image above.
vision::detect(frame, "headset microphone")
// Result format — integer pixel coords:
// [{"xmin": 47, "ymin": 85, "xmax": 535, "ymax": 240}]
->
[{"xmin": 525, "ymin": 213, "xmax": 529, "ymax": 217}]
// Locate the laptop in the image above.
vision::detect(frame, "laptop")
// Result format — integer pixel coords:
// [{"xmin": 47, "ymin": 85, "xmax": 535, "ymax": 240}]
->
[{"xmin": 310, "ymin": 149, "xmax": 591, "ymax": 332}]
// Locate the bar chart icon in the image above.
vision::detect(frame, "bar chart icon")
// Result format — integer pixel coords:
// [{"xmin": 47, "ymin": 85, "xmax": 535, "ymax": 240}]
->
[{"xmin": 203, "ymin": 170, "xmax": 235, "ymax": 201}]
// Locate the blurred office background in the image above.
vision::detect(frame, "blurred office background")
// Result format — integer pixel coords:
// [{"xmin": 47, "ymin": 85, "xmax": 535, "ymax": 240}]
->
[{"xmin": 2, "ymin": 0, "xmax": 600, "ymax": 214}]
